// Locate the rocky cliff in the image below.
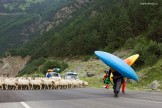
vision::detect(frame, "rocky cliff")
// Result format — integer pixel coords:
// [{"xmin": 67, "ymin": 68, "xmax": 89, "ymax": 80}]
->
[{"xmin": 0, "ymin": 56, "xmax": 30, "ymax": 77}]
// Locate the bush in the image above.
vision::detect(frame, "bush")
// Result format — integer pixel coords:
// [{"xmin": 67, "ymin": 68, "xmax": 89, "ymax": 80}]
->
[
  {"xmin": 82, "ymin": 55, "xmax": 91, "ymax": 61},
  {"xmin": 146, "ymin": 41, "xmax": 162, "ymax": 57},
  {"xmin": 42, "ymin": 60, "xmax": 68, "ymax": 74},
  {"xmin": 134, "ymin": 39, "xmax": 162, "ymax": 67}
]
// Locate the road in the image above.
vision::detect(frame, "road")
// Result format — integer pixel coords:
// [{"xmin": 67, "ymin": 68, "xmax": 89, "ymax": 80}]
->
[{"xmin": 0, "ymin": 88, "xmax": 162, "ymax": 108}]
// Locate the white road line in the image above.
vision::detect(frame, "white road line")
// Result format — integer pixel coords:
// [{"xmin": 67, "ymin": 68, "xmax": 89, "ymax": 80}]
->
[
  {"xmin": 20, "ymin": 102, "xmax": 31, "ymax": 108},
  {"xmin": 120, "ymin": 97, "xmax": 162, "ymax": 104}
]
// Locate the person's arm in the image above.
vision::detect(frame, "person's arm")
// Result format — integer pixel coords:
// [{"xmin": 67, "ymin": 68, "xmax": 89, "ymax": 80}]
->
[{"xmin": 108, "ymin": 69, "xmax": 111, "ymax": 78}]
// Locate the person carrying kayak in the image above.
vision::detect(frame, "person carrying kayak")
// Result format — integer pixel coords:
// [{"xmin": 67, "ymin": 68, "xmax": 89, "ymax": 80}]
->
[{"xmin": 108, "ymin": 68, "xmax": 124, "ymax": 97}]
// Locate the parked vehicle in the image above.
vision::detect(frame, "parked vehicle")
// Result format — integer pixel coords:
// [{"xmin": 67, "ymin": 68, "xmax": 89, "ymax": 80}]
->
[
  {"xmin": 46, "ymin": 68, "xmax": 61, "ymax": 79},
  {"xmin": 51, "ymin": 72, "xmax": 61, "ymax": 80},
  {"xmin": 64, "ymin": 72, "xmax": 79, "ymax": 80}
]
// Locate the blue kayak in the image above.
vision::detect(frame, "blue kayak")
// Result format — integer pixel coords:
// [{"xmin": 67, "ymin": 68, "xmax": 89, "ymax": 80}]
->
[{"xmin": 95, "ymin": 51, "xmax": 138, "ymax": 81}]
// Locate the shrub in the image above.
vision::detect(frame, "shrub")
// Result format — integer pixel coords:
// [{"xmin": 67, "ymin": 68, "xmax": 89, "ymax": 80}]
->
[
  {"xmin": 146, "ymin": 41, "xmax": 162, "ymax": 57},
  {"xmin": 134, "ymin": 39, "xmax": 162, "ymax": 67},
  {"xmin": 82, "ymin": 55, "xmax": 91, "ymax": 61},
  {"xmin": 42, "ymin": 60, "xmax": 68, "ymax": 74}
]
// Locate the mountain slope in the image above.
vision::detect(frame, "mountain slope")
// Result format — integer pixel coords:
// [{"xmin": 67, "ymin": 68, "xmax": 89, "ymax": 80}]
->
[
  {"xmin": 11, "ymin": 0, "xmax": 162, "ymax": 60},
  {"xmin": 0, "ymin": 0, "xmax": 91, "ymax": 54}
]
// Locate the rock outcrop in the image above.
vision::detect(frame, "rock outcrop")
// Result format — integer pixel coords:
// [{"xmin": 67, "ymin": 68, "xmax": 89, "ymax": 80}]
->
[
  {"xmin": 0, "ymin": 56, "xmax": 30, "ymax": 77},
  {"xmin": 149, "ymin": 80, "xmax": 160, "ymax": 90}
]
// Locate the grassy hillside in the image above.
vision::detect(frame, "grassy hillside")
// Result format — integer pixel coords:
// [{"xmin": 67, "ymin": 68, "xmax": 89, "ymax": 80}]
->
[
  {"xmin": 64, "ymin": 55, "xmax": 162, "ymax": 91},
  {"xmin": 128, "ymin": 58, "xmax": 162, "ymax": 91}
]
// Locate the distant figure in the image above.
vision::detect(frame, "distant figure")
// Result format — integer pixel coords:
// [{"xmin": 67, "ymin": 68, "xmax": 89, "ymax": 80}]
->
[
  {"xmin": 108, "ymin": 68, "xmax": 124, "ymax": 97},
  {"xmin": 103, "ymin": 70, "xmax": 110, "ymax": 89},
  {"xmin": 46, "ymin": 71, "xmax": 52, "ymax": 78}
]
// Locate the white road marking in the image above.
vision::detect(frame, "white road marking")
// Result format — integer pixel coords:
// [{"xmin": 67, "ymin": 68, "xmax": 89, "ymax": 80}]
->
[
  {"xmin": 20, "ymin": 102, "xmax": 31, "ymax": 108},
  {"xmin": 120, "ymin": 97, "xmax": 162, "ymax": 104}
]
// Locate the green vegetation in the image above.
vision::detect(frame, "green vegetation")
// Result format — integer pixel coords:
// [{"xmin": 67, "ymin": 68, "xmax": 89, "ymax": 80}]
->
[
  {"xmin": 2, "ymin": 0, "xmax": 45, "ymax": 12},
  {"xmin": 126, "ymin": 58, "xmax": 162, "ymax": 91},
  {"xmin": 17, "ymin": 57, "xmax": 68, "ymax": 76},
  {"xmin": 80, "ymin": 76, "xmax": 104, "ymax": 88},
  {"xmin": 134, "ymin": 38, "xmax": 162, "ymax": 66},
  {"xmin": 0, "ymin": 14, "xmax": 39, "ymax": 53},
  {"xmin": 0, "ymin": 0, "xmax": 79, "ymax": 54},
  {"xmin": 12, "ymin": 0, "xmax": 162, "ymax": 64},
  {"xmin": 42, "ymin": 60, "xmax": 68, "ymax": 74}
]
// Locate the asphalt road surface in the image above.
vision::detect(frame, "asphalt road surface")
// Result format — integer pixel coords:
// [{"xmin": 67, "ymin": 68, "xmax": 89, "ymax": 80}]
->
[{"xmin": 0, "ymin": 88, "xmax": 162, "ymax": 108}]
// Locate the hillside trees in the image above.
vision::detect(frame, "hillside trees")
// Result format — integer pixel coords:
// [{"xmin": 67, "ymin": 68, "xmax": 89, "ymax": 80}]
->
[
  {"xmin": 0, "ymin": 0, "xmax": 83, "ymax": 55},
  {"xmin": 103, "ymin": 5, "xmax": 133, "ymax": 51},
  {"xmin": 9, "ymin": 0, "xmax": 162, "ymax": 67},
  {"xmin": 147, "ymin": 7, "xmax": 162, "ymax": 43},
  {"xmin": 127, "ymin": 0, "xmax": 161, "ymax": 35}
]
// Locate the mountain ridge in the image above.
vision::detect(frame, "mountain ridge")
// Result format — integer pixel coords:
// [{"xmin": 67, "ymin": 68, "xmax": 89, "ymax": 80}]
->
[{"xmin": 0, "ymin": 0, "xmax": 92, "ymax": 54}]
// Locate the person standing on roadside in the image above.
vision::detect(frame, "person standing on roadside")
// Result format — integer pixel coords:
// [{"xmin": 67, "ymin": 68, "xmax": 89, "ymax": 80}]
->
[
  {"xmin": 103, "ymin": 70, "xmax": 110, "ymax": 89},
  {"xmin": 46, "ymin": 71, "xmax": 52, "ymax": 78}
]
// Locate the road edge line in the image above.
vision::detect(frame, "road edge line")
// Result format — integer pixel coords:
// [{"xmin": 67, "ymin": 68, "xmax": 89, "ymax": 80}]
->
[{"xmin": 20, "ymin": 102, "xmax": 31, "ymax": 108}]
